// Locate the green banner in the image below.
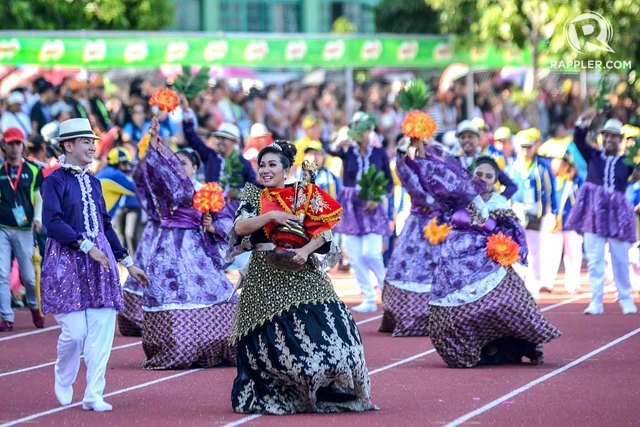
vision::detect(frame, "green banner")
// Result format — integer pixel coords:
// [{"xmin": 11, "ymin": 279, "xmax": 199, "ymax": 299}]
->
[{"xmin": 0, "ymin": 33, "xmax": 535, "ymax": 69}]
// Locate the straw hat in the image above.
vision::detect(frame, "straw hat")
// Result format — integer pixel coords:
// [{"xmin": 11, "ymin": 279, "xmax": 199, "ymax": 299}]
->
[{"xmin": 56, "ymin": 118, "xmax": 100, "ymax": 142}]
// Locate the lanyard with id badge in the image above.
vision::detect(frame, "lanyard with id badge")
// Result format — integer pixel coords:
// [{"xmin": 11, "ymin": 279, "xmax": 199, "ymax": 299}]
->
[{"xmin": 5, "ymin": 161, "xmax": 29, "ymax": 227}]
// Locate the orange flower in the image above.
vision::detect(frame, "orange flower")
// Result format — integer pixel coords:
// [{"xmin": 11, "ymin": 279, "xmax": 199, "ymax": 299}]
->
[
  {"xmin": 423, "ymin": 217, "xmax": 451, "ymax": 245},
  {"xmin": 402, "ymin": 111, "xmax": 437, "ymax": 141},
  {"xmin": 193, "ymin": 182, "xmax": 226, "ymax": 213},
  {"xmin": 149, "ymin": 88, "xmax": 180, "ymax": 113},
  {"xmin": 486, "ymin": 232, "xmax": 520, "ymax": 267}
]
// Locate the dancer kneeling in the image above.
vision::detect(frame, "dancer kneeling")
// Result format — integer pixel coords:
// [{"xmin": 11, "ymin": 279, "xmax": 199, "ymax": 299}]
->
[
  {"xmin": 140, "ymin": 118, "xmax": 237, "ymax": 370},
  {"xmin": 229, "ymin": 140, "xmax": 376, "ymax": 414},
  {"xmin": 408, "ymin": 144, "xmax": 561, "ymax": 367}
]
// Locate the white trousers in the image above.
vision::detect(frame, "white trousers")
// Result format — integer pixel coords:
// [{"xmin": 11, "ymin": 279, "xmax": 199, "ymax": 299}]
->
[
  {"xmin": 583, "ymin": 233, "xmax": 633, "ymax": 305},
  {"xmin": 542, "ymin": 230, "xmax": 584, "ymax": 293},
  {"xmin": 344, "ymin": 233, "xmax": 385, "ymax": 303},
  {"xmin": 54, "ymin": 308, "xmax": 116, "ymax": 404}
]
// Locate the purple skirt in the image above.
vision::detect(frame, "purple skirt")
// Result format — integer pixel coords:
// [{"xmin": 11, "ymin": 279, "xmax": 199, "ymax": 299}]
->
[
  {"xmin": 141, "ymin": 303, "xmax": 237, "ymax": 370},
  {"xmin": 144, "ymin": 227, "xmax": 235, "ymax": 310},
  {"xmin": 118, "ymin": 291, "xmax": 143, "ymax": 337},
  {"xmin": 41, "ymin": 233, "xmax": 123, "ymax": 315},
  {"xmin": 428, "ymin": 269, "xmax": 561, "ymax": 368},
  {"xmin": 123, "ymin": 221, "xmax": 159, "ymax": 295},
  {"xmin": 379, "ymin": 284, "xmax": 430, "ymax": 337},
  {"xmin": 565, "ymin": 182, "xmax": 636, "ymax": 243},
  {"xmin": 335, "ymin": 186, "xmax": 391, "ymax": 236},
  {"xmin": 385, "ymin": 213, "xmax": 438, "ymax": 288}
]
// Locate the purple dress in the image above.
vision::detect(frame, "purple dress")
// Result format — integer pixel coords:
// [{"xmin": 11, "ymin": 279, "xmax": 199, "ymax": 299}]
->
[
  {"xmin": 565, "ymin": 125, "xmax": 636, "ymax": 243},
  {"xmin": 411, "ymin": 152, "xmax": 560, "ymax": 368},
  {"xmin": 118, "ymin": 159, "xmax": 160, "ymax": 337},
  {"xmin": 41, "ymin": 167, "xmax": 127, "ymax": 315},
  {"xmin": 379, "ymin": 156, "xmax": 442, "ymax": 337},
  {"xmin": 139, "ymin": 145, "xmax": 237, "ymax": 370},
  {"xmin": 332, "ymin": 146, "xmax": 393, "ymax": 236}
]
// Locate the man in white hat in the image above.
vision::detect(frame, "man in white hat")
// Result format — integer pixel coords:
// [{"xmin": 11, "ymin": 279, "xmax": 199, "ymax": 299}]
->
[
  {"xmin": 454, "ymin": 120, "xmax": 517, "ymax": 199},
  {"xmin": 1, "ymin": 91, "xmax": 33, "ymax": 138},
  {"xmin": 40, "ymin": 118, "xmax": 148, "ymax": 411},
  {"xmin": 565, "ymin": 110, "xmax": 638, "ymax": 315}
]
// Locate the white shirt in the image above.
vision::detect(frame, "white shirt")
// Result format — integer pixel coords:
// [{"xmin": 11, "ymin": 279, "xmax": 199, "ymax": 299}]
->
[{"xmin": 1, "ymin": 111, "xmax": 33, "ymax": 137}]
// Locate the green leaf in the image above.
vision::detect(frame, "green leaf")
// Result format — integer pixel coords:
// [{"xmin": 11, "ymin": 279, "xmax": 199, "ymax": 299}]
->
[
  {"xmin": 173, "ymin": 66, "xmax": 210, "ymax": 101},
  {"xmin": 357, "ymin": 165, "xmax": 389, "ymax": 202},
  {"xmin": 219, "ymin": 151, "xmax": 245, "ymax": 189},
  {"xmin": 396, "ymin": 79, "xmax": 430, "ymax": 112}
]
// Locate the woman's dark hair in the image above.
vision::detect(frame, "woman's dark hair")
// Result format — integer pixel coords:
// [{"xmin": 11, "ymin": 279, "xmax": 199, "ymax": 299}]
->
[
  {"xmin": 257, "ymin": 140, "xmax": 296, "ymax": 169},
  {"xmin": 176, "ymin": 148, "xmax": 202, "ymax": 170},
  {"xmin": 474, "ymin": 155, "xmax": 500, "ymax": 177},
  {"xmin": 28, "ymin": 135, "xmax": 45, "ymax": 155}
]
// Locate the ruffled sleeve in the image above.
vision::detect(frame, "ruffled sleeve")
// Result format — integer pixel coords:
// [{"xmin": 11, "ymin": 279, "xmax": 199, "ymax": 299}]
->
[
  {"xmin": 225, "ymin": 182, "xmax": 261, "ymax": 263},
  {"xmin": 144, "ymin": 144, "xmax": 195, "ymax": 212},
  {"xmin": 396, "ymin": 156, "xmax": 432, "ymax": 210},
  {"xmin": 406, "ymin": 152, "xmax": 483, "ymax": 213},
  {"xmin": 132, "ymin": 159, "xmax": 160, "ymax": 222}
]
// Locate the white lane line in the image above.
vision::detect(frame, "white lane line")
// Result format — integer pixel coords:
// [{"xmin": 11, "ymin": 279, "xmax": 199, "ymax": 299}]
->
[
  {"xmin": 444, "ymin": 327, "xmax": 640, "ymax": 427},
  {"xmin": 0, "ymin": 341, "xmax": 142, "ymax": 379},
  {"xmin": 223, "ymin": 414, "xmax": 262, "ymax": 427},
  {"xmin": 369, "ymin": 349, "xmax": 437, "ymax": 375},
  {"xmin": 0, "ymin": 314, "xmax": 383, "ymax": 379},
  {"xmin": 540, "ymin": 294, "xmax": 584, "ymax": 312},
  {"xmin": 0, "ymin": 326, "xmax": 60, "ymax": 342},
  {"xmin": 355, "ymin": 314, "xmax": 383, "ymax": 325},
  {"xmin": 0, "ymin": 369, "xmax": 203, "ymax": 427}
]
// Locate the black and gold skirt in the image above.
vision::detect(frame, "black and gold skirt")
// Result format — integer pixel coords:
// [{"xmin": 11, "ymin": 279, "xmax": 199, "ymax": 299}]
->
[{"xmin": 232, "ymin": 301, "xmax": 376, "ymax": 414}]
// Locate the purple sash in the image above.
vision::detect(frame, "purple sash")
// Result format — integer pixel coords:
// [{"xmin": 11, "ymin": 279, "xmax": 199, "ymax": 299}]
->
[{"xmin": 160, "ymin": 207, "xmax": 202, "ymax": 229}]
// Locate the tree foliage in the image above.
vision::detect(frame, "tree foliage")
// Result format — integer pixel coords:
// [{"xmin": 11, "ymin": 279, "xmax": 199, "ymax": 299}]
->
[
  {"xmin": 426, "ymin": 0, "xmax": 640, "ymax": 67},
  {"xmin": 1, "ymin": 0, "xmax": 175, "ymax": 30},
  {"xmin": 374, "ymin": 0, "xmax": 440, "ymax": 34}
]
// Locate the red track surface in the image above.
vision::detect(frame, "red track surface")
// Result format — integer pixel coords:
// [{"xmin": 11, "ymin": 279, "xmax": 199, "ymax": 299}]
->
[{"xmin": 1, "ymin": 273, "xmax": 639, "ymax": 426}]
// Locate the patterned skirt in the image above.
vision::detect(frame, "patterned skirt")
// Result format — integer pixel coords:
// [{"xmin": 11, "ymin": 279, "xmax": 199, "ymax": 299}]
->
[
  {"xmin": 41, "ymin": 232, "xmax": 122, "ymax": 314},
  {"xmin": 334, "ymin": 186, "xmax": 391, "ymax": 236},
  {"xmin": 118, "ymin": 291, "xmax": 144, "ymax": 337},
  {"xmin": 122, "ymin": 221, "xmax": 159, "ymax": 295},
  {"xmin": 428, "ymin": 269, "xmax": 561, "ymax": 368},
  {"xmin": 565, "ymin": 182, "xmax": 636, "ymax": 243},
  {"xmin": 379, "ymin": 283, "xmax": 430, "ymax": 337},
  {"xmin": 141, "ymin": 303, "xmax": 237, "ymax": 370},
  {"xmin": 232, "ymin": 301, "xmax": 377, "ymax": 414}
]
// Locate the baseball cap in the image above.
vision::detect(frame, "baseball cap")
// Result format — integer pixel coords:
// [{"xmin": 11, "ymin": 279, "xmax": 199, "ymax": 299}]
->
[
  {"xmin": 8, "ymin": 91, "xmax": 25, "ymax": 105},
  {"xmin": 493, "ymin": 127, "xmax": 512, "ymax": 141},
  {"xmin": 107, "ymin": 147, "xmax": 133, "ymax": 165},
  {"xmin": 302, "ymin": 115, "xmax": 320, "ymax": 130},
  {"xmin": 3, "ymin": 127, "xmax": 26, "ymax": 144}
]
